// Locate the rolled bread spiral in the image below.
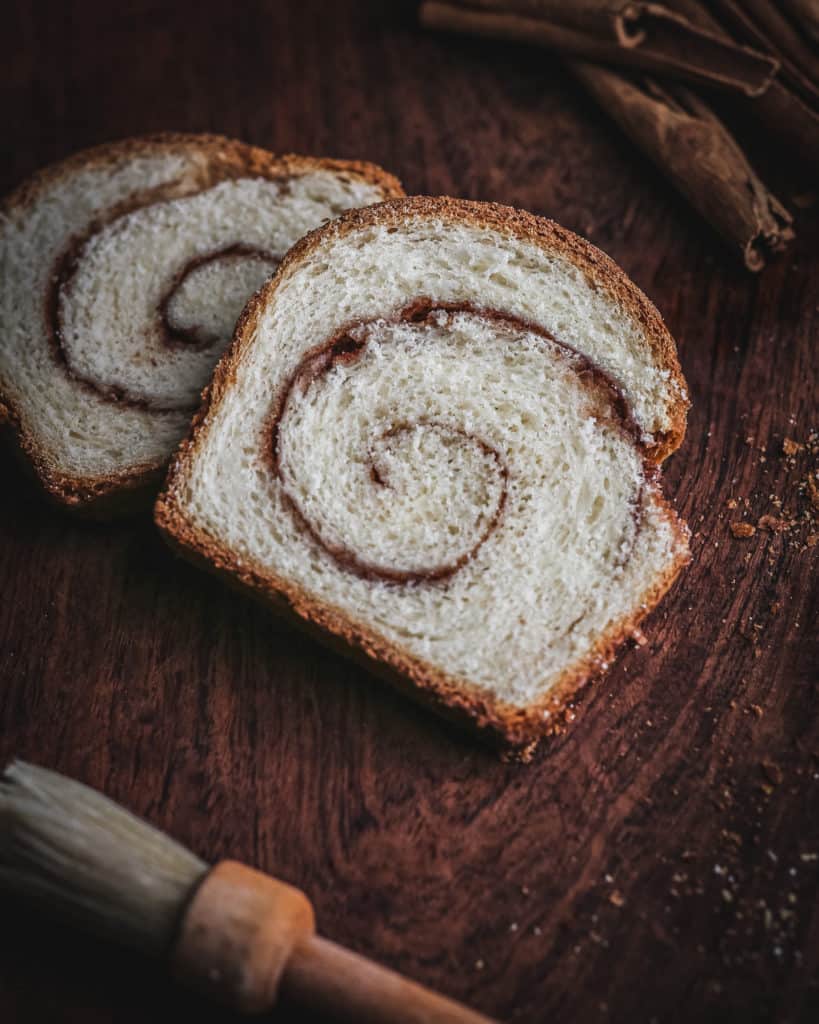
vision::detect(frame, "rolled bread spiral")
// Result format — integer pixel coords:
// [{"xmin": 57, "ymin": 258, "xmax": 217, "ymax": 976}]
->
[
  {"xmin": 0, "ymin": 134, "xmax": 402, "ymax": 512},
  {"xmin": 157, "ymin": 197, "xmax": 690, "ymax": 750}
]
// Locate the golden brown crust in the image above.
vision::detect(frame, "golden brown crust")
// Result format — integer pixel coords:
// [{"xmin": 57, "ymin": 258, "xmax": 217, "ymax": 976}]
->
[
  {"xmin": 158, "ymin": 493, "xmax": 689, "ymax": 752},
  {"xmin": 265, "ymin": 196, "xmax": 689, "ymax": 460},
  {"xmin": 0, "ymin": 132, "xmax": 403, "ymax": 516},
  {"xmin": 155, "ymin": 196, "xmax": 690, "ymax": 750}
]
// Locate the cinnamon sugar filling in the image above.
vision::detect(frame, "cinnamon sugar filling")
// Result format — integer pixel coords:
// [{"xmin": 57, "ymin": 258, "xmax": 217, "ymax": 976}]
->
[
  {"xmin": 267, "ymin": 301, "xmax": 648, "ymax": 585},
  {"xmin": 47, "ymin": 178, "xmax": 285, "ymax": 413}
]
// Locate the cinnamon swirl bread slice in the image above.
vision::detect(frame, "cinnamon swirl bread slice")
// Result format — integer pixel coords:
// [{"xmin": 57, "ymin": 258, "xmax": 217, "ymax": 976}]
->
[
  {"xmin": 0, "ymin": 134, "xmax": 402, "ymax": 513},
  {"xmin": 156, "ymin": 197, "xmax": 690, "ymax": 751}
]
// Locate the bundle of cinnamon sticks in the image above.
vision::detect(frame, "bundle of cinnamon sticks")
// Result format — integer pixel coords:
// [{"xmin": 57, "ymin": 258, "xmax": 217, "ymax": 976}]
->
[{"xmin": 420, "ymin": 0, "xmax": 819, "ymax": 269}]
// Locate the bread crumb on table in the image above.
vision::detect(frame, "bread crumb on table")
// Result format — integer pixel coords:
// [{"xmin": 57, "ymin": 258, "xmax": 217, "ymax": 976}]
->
[
  {"xmin": 727, "ymin": 429, "xmax": 818, "ymax": 549},
  {"xmin": 757, "ymin": 514, "xmax": 788, "ymax": 533},
  {"xmin": 808, "ymin": 473, "xmax": 819, "ymax": 510}
]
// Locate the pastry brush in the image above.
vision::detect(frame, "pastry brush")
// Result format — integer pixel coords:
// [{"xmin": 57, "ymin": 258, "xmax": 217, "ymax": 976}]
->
[{"xmin": 0, "ymin": 760, "xmax": 495, "ymax": 1023}]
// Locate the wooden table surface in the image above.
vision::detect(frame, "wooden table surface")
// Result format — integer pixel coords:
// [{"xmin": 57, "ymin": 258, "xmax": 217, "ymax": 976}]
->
[{"xmin": 1, "ymin": 2, "xmax": 817, "ymax": 1022}]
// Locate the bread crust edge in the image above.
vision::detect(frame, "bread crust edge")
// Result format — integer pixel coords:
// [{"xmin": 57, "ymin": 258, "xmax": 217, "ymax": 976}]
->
[
  {"xmin": 157, "ymin": 494, "xmax": 690, "ymax": 753},
  {"xmin": 262, "ymin": 195, "xmax": 690, "ymax": 461}
]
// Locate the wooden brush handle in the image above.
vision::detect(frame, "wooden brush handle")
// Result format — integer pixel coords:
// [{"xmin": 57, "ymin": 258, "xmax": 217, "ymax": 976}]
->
[
  {"xmin": 281, "ymin": 935, "xmax": 496, "ymax": 1024},
  {"xmin": 172, "ymin": 861, "xmax": 496, "ymax": 1022},
  {"xmin": 172, "ymin": 860, "xmax": 316, "ymax": 1012}
]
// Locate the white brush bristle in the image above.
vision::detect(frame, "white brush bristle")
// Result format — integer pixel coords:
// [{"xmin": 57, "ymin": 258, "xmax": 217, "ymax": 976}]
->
[{"xmin": 0, "ymin": 761, "xmax": 207, "ymax": 955}]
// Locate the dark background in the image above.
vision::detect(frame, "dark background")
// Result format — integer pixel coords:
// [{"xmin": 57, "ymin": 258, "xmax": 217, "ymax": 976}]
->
[{"xmin": 1, "ymin": 2, "xmax": 817, "ymax": 1022}]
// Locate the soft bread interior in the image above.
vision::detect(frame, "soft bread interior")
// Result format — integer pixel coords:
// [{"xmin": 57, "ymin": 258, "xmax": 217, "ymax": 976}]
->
[
  {"xmin": 167, "ymin": 210, "xmax": 689, "ymax": 720},
  {"xmin": 265, "ymin": 214, "xmax": 686, "ymax": 445},
  {"xmin": 0, "ymin": 143, "xmax": 391, "ymax": 491}
]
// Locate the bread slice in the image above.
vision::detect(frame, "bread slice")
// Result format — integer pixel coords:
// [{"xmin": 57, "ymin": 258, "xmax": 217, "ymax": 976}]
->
[
  {"xmin": 156, "ymin": 197, "xmax": 690, "ymax": 751},
  {"xmin": 0, "ymin": 133, "xmax": 402, "ymax": 514}
]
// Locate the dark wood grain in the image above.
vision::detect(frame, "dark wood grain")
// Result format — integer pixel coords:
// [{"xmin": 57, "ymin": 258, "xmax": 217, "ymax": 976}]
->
[{"xmin": 1, "ymin": 2, "xmax": 818, "ymax": 1022}]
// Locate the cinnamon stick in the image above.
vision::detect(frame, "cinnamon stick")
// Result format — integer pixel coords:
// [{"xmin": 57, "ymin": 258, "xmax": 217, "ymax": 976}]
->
[
  {"xmin": 781, "ymin": 0, "xmax": 819, "ymax": 44},
  {"xmin": 707, "ymin": 0, "xmax": 819, "ymax": 107},
  {"xmin": 668, "ymin": 0, "xmax": 819, "ymax": 168},
  {"xmin": 569, "ymin": 63, "xmax": 794, "ymax": 269},
  {"xmin": 742, "ymin": 79, "xmax": 819, "ymax": 171},
  {"xmin": 421, "ymin": 1, "xmax": 795, "ymax": 268},
  {"xmin": 420, "ymin": 1, "xmax": 779, "ymax": 94}
]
